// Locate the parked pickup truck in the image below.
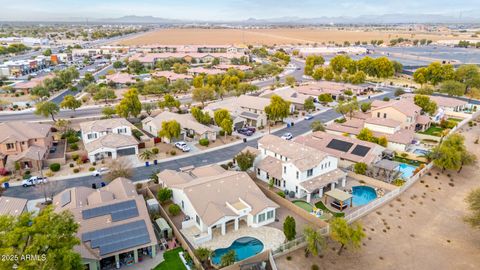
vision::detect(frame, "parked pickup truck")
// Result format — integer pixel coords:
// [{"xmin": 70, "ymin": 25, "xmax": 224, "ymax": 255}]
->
[{"xmin": 22, "ymin": 176, "xmax": 48, "ymax": 187}]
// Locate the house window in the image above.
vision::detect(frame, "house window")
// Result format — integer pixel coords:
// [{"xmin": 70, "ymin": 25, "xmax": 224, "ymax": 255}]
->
[
  {"xmin": 258, "ymin": 213, "xmax": 265, "ymax": 223},
  {"xmin": 307, "ymin": 169, "xmax": 313, "ymax": 177},
  {"xmin": 283, "ymin": 166, "xmax": 286, "ymax": 173},
  {"xmin": 377, "ymin": 112, "xmax": 380, "ymax": 118},
  {"xmin": 296, "ymin": 171, "xmax": 299, "ymax": 179},
  {"xmin": 118, "ymin": 128, "xmax": 127, "ymax": 134},
  {"xmin": 6, "ymin": 143, "xmax": 14, "ymax": 150},
  {"xmin": 181, "ymin": 201, "xmax": 184, "ymax": 209},
  {"xmin": 383, "ymin": 113, "xmax": 387, "ymax": 118},
  {"xmin": 283, "ymin": 181, "xmax": 286, "ymax": 187},
  {"xmin": 267, "ymin": 210, "xmax": 274, "ymax": 220},
  {"xmin": 87, "ymin": 133, "xmax": 97, "ymax": 140},
  {"xmin": 295, "ymin": 186, "xmax": 298, "ymax": 193},
  {"xmin": 106, "ymin": 128, "xmax": 112, "ymax": 133},
  {"xmin": 274, "ymin": 153, "xmax": 277, "ymax": 158},
  {"xmin": 196, "ymin": 215, "xmax": 200, "ymax": 225},
  {"xmin": 321, "ymin": 164, "xmax": 324, "ymax": 169},
  {"xmin": 266, "ymin": 173, "xmax": 269, "ymax": 179},
  {"xmin": 257, "ymin": 168, "xmax": 260, "ymax": 175}
]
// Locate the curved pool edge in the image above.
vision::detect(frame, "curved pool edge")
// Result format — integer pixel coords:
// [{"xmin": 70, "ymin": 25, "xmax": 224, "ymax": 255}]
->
[{"xmin": 211, "ymin": 236, "xmax": 265, "ymax": 265}]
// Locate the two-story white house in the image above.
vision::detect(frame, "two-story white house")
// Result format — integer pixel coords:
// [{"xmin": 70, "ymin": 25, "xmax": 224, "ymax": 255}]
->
[
  {"xmin": 255, "ymin": 134, "xmax": 347, "ymax": 203},
  {"xmin": 80, "ymin": 118, "xmax": 139, "ymax": 161},
  {"xmin": 157, "ymin": 164, "xmax": 278, "ymax": 246}
]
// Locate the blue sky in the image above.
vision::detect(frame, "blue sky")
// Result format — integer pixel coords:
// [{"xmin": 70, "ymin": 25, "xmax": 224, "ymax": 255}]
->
[{"xmin": 0, "ymin": 0, "xmax": 479, "ymax": 21}]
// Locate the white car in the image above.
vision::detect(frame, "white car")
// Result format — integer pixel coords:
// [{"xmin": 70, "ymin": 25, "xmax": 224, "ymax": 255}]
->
[
  {"xmin": 22, "ymin": 176, "xmax": 48, "ymax": 187},
  {"xmin": 281, "ymin": 133, "xmax": 293, "ymax": 140},
  {"xmin": 304, "ymin": 114, "xmax": 314, "ymax": 120},
  {"xmin": 175, "ymin": 141, "xmax": 191, "ymax": 152},
  {"xmin": 92, "ymin": 167, "xmax": 109, "ymax": 177}
]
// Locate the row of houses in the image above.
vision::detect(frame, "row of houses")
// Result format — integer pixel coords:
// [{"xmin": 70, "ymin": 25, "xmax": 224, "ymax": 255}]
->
[
  {"xmin": 136, "ymin": 44, "xmax": 247, "ymax": 54},
  {"xmin": 129, "ymin": 52, "xmax": 248, "ymax": 67}
]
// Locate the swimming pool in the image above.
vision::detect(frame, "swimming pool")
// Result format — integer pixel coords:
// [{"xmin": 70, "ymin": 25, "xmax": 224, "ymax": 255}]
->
[
  {"xmin": 211, "ymin": 237, "xmax": 264, "ymax": 265},
  {"xmin": 398, "ymin": 163, "xmax": 417, "ymax": 179},
  {"xmin": 352, "ymin": 186, "xmax": 377, "ymax": 206}
]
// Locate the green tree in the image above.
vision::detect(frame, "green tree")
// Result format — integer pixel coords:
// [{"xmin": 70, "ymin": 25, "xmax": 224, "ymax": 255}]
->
[
  {"xmin": 113, "ymin": 60, "xmax": 123, "ymax": 69},
  {"xmin": 394, "ymin": 88, "xmax": 405, "ymax": 97},
  {"xmin": 360, "ymin": 102, "xmax": 371, "ymax": 112},
  {"xmin": 220, "ymin": 250, "xmax": 236, "ymax": 267},
  {"xmin": 192, "ymin": 75, "xmax": 205, "ymax": 88},
  {"xmin": 455, "ymin": 64, "xmax": 480, "ymax": 93},
  {"xmin": 304, "ymin": 55, "xmax": 325, "ymax": 76},
  {"xmin": 142, "ymin": 102, "xmax": 157, "ymax": 116},
  {"xmin": 335, "ymin": 99, "xmax": 359, "ymax": 119},
  {"xmin": 350, "ymin": 71, "xmax": 366, "ymax": 84},
  {"xmin": 31, "ymin": 85, "xmax": 50, "ymax": 98},
  {"xmin": 192, "ymin": 86, "xmax": 215, "ymax": 106},
  {"xmin": 311, "ymin": 120, "xmax": 325, "ymax": 132},
  {"xmin": 318, "ymin": 93, "xmax": 333, "ymax": 105},
  {"xmin": 265, "ymin": 95, "xmax": 290, "ymax": 123},
  {"xmin": 170, "ymin": 79, "xmax": 190, "ymax": 94},
  {"xmin": 0, "ymin": 206, "xmax": 83, "ymax": 270},
  {"xmin": 60, "ymin": 95, "xmax": 81, "ymax": 112},
  {"xmin": 93, "ymin": 87, "xmax": 117, "ymax": 104},
  {"xmin": 43, "ymin": 48, "xmax": 52, "ymax": 56},
  {"xmin": 330, "ymin": 217, "xmax": 366, "ymax": 255},
  {"xmin": 354, "ymin": 162, "xmax": 368, "ymax": 175},
  {"xmin": 285, "ymin": 75, "xmax": 296, "ymax": 87},
  {"xmin": 357, "ymin": 128, "xmax": 374, "ymax": 142},
  {"xmin": 413, "ymin": 67, "xmax": 428, "ymax": 85},
  {"xmin": 172, "ymin": 63, "xmax": 188, "ymax": 74},
  {"xmin": 283, "ymin": 216, "xmax": 296, "ymax": 241},
  {"xmin": 128, "ymin": 60, "xmax": 144, "ymax": 74},
  {"xmin": 304, "ymin": 226, "xmax": 326, "ymax": 257},
  {"xmin": 324, "ymin": 67, "xmax": 334, "ymax": 81},
  {"xmin": 220, "ymin": 118, "xmax": 233, "ymax": 137},
  {"xmin": 372, "ymin": 57, "xmax": 395, "ymax": 78},
  {"xmin": 235, "ymin": 150, "xmax": 256, "ymax": 171},
  {"xmin": 464, "ymin": 188, "xmax": 480, "ymax": 229},
  {"xmin": 213, "ymin": 109, "xmax": 231, "ymax": 126},
  {"xmin": 414, "ymin": 86, "xmax": 434, "ymax": 95},
  {"xmin": 439, "ymin": 80, "xmax": 466, "ymax": 96},
  {"xmin": 158, "ymin": 94, "xmax": 181, "ymax": 111},
  {"xmin": 330, "ymin": 55, "xmax": 351, "ymax": 74},
  {"xmin": 432, "ymin": 133, "xmax": 474, "ymax": 172},
  {"xmin": 35, "ymin": 101, "xmax": 60, "ymax": 122},
  {"xmin": 191, "ymin": 107, "xmax": 212, "ymax": 125},
  {"xmin": 159, "ymin": 120, "xmax": 181, "ymax": 142},
  {"xmin": 312, "ymin": 67, "xmax": 324, "ymax": 80},
  {"xmin": 116, "ymin": 88, "xmax": 142, "ymax": 118},
  {"xmin": 304, "ymin": 97, "xmax": 315, "ymax": 112},
  {"xmin": 157, "ymin": 187, "xmax": 173, "ymax": 204},
  {"xmin": 414, "ymin": 94, "xmax": 438, "ymax": 115},
  {"xmin": 101, "ymin": 106, "xmax": 116, "ymax": 118}
]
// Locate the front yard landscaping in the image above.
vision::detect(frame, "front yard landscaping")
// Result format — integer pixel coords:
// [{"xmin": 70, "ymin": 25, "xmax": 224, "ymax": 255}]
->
[{"xmin": 153, "ymin": 247, "xmax": 187, "ymax": 270}]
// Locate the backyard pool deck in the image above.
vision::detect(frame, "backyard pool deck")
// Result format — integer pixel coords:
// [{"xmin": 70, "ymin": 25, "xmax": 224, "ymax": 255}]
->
[{"xmin": 190, "ymin": 220, "xmax": 285, "ymax": 252}]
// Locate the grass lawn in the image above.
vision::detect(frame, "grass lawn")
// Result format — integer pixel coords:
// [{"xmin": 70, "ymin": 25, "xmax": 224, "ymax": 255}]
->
[
  {"xmin": 314, "ymin": 201, "xmax": 345, "ymax": 218},
  {"xmin": 153, "ymin": 247, "xmax": 187, "ymax": 270},
  {"xmin": 418, "ymin": 125, "xmax": 445, "ymax": 137},
  {"xmin": 447, "ymin": 117, "xmax": 463, "ymax": 122},
  {"xmin": 292, "ymin": 200, "xmax": 314, "ymax": 212}
]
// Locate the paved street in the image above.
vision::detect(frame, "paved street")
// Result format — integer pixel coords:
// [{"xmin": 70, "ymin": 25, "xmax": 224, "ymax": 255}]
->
[{"xmin": 3, "ymin": 89, "xmax": 395, "ymax": 200}]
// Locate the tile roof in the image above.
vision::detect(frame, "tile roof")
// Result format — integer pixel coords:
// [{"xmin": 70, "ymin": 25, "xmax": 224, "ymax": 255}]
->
[
  {"xmin": 0, "ymin": 121, "xmax": 51, "ymax": 143},
  {"xmin": 143, "ymin": 111, "xmax": 217, "ymax": 135},
  {"xmin": 84, "ymin": 133, "xmax": 138, "ymax": 153},
  {"xmin": 105, "ymin": 72, "xmax": 135, "ymax": 84},
  {"xmin": 257, "ymin": 156, "xmax": 283, "ymax": 179},
  {"xmin": 299, "ymin": 169, "xmax": 347, "ymax": 193},
  {"xmin": 371, "ymin": 99, "xmax": 421, "ymax": 118},
  {"xmin": 79, "ymin": 118, "xmax": 133, "ymax": 133},
  {"xmin": 258, "ymin": 134, "xmax": 329, "ymax": 171},
  {"xmin": 365, "ymin": 117, "xmax": 402, "ymax": 128},
  {"xmin": 0, "ymin": 196, "xmax": 27, "ymax": 217}
]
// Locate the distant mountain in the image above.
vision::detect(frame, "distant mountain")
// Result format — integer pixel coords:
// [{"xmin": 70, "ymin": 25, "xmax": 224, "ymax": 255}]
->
[{"xmin": 98, "ymin": 13, "xmax": 479, "ymax": 25}]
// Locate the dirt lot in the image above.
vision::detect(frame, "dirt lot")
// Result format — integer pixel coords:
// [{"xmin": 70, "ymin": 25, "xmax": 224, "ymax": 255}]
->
[
  {"xmin": 275, "ymin": 125, "xmax": 480, "ymax": 270},
  {"xmin": 117, "ymin": 28, "xmax": 463, "ymax": 46}
]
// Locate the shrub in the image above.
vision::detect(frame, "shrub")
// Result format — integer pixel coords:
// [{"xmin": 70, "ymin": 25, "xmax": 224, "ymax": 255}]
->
[
  {"xmin": 66, "ymin": 135, "xmax": 79, "ymax": 144},
  {"xmin": 69, "ymin": 163, "xmax": 74, "ymax": 168},
  {"xmin": 392, "ymin": 179, "xmax": 406, "ymax": 186},
  {"xmin": 400, "ymin": 152, "xmax": 408, "ymax": 158},
  {"xmin": 136, "ymin": 183, "xmax": 143, "ymax": 190},
  {"xmin": 220, "ymin": 164, "xmax": 229, "ymax": 170},
  {"xmin": 132, "ymin": 129, "xmax": 143, "ymax": 140},
  {"xmin": 354, "ymin": 162, "xmax": 368, "ymax": 175},
  {"xmin": 157, "ymin": 188, "xmax": 173, "ymax": 203},
  {"xmin": 76, "ymin": 159, "xmax": 83, "ymax": 165},
  {"xmin": 219, "ymin": 130, "xmax": 225, "ymax": 136},
  {"xmin": 227, "ymin": 161, "xmax": 234, "ymax": 168},
  {"xmin": 383, "ymin": 97, "xmax": 390, "ymax": 101},
  {"xmin": 89, "ymin": 167, "xmax": 95, "ymax": 171},
  {"xmin": 170, "ymin": 150, "xmax": 177, "ymax": 155},
  {"xmin": 199, "ymin": 138, "xmax": 209, "ymax": 146},
  {"xmin": 71, "ymin": 154, "xmax": 79, "ymax": 161},
  {"xmin": 277, "ymin": 191, "xmax": 286, "ymax": 198},
  {"xmin": 152, "ymin": 147, "xmax": 159, "ymax": 154},
  {"xmin": 92, "ymin": 161, "xmax": 97, "ymax": 166},
  {"xmin": 0, "ymin": 168, "xmax": 10, "ymax": 176},
  {"xmin": 168, "ymin": 204, "xmax": 181, "ymax": 216},
  {"xmin": 73, "ymin": 168, "xmax": 80, "ymax": 173},
  {"xmin": 283, "ymin": 216, "xmax": 296, "ymax": 241},
  {"xmin": 70, "ymin": 143, "xmax": 79, "ymax": 151},
  {"xmin": 81, "ymin": 155, "xmax": 89, "ymax": 163},
  {"xmin": 311, "ymin": 265, "xmax": 319, "ymax": 270},
  {"xmin": 49, "ymin": 163, "xmax": 61, "ymax": 172}
]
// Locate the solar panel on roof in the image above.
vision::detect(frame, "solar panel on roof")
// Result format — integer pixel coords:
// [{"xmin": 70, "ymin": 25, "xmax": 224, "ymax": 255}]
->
[
  {"xmin": 60, "ymin": 190, "xmax": 71, "ymax": 207},
  {"xmin": 326, "ymin": 139, "xmax": 353, "ymax": 152},
  {"xmin": 82, "ymin": 220, "xmax": 151, "ymax": 256},
  {"xmin": 351, "ymin": 145, "xmax": 371, "ymax": 157},
  {"xmin": 82, "ymin": 200, "xmax": 138, "ymax": 221}
]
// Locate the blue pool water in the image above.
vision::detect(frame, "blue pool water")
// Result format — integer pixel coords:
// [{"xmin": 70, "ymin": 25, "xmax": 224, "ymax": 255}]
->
[
  {"xmin": 398, "ymin": 163, "xmax": 417, "ymax": 179},
  {"xmin": 352, "ymin": 186, "xmax": 377, "ymax": 206},
  {"xmin": 211, "ymin": 237, "xmax": 264, "ymax": 265}
]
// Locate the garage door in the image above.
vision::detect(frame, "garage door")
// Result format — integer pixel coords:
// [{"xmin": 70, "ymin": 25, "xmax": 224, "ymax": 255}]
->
[{"xmin": 117, "ymin": 147, "xmax": 136, "ymax": 156}]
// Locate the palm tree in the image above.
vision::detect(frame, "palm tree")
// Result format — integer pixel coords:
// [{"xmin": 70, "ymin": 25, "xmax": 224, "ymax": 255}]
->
[
  {"xmin": 195, "ymin": 247, "xmax": 213, "ymax": 267},
  {"xmin": 304, "ymin": 226, "xmax": 326, "ymax": 257},
  {"xmin": 220, "ymin": 250, "xmax": 236, "ymax": 267},
  {"xmin": 138, "ymin": 150, "xmax": 155, "ymax": 161}
]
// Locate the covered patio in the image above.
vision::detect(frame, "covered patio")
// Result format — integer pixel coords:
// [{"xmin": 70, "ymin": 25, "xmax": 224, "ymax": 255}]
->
[
  {"xmin": 369, "ymin": 159, "xmax": 402, "ymax": 183},
  {"xmin": 298, "ymin": 168, "xmax": 347, "ymax": 203},
  {"xmin": 324, "ymin": 189, "xmax": 353, "ymax": 212}
]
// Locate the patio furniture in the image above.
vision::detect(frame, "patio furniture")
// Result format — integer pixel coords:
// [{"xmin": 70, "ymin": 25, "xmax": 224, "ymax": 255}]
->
[
  {"xmin": 324, "ymin": 189, "xmax": 353, "ymax": 212},
  {"xmin": 331, "ymin": 200, "xmax": 348, "ymax": 211}
]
